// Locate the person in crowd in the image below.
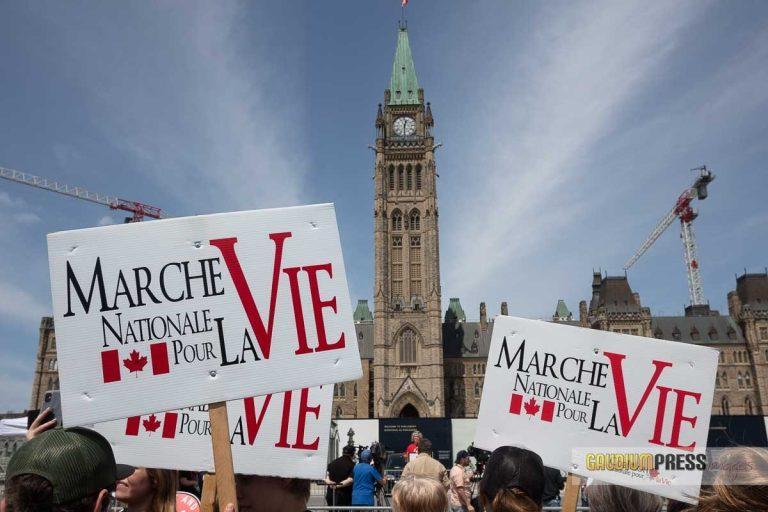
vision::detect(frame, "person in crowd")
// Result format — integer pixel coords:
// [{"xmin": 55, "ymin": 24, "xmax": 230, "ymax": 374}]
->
[
  {"xmin": 449, "ymin": 450, "xmax": 474, "ymax": 512},
  {"xmin": 116, "ymin": 467, "xmax": 177, "ymax": 512},
  {"xmin": 694, "ymin": 446, "xmax": 768, "ymax": 512},
  {"xmin": 2, "ymin": 427, "xmax": 132, "ymax": 512},
  {"xmin": 665, "ymin": 499, "xmax": 689, "ymax": 512},
  {"xmin": 405, "ymin": 430, "xmax": 422, "ymax": 460},
  {"xmin": 478, "ymin": 445, "xmax": 545, "ymax": 512},
  {"xmin": 351, "ymin": 449, "xmax": 387, "ymax": 506},
  {"xmin": 541, "ymin": 466, "xmax": 565, "ymax": 508},
  {"xmin": 234, "ymin": 475, "xmax": 310, "ymax": 512},
  {"xmin": 392, "ymin": 475, "xmax": 448, "ymax": 512},
  {"xmin": 401, "ymin": 438, "xmax": 449, "ymax": 487},
  {"xmin": 584, "ymin": 481, "xmax": 662, "ymax": 512},
  {"xmin": 178, "ymin": 471, "xmax": 200, "ymax": 498},
  {"xmin": 324, "ymin": 445, "xmax": 356, "ymax": 509}
]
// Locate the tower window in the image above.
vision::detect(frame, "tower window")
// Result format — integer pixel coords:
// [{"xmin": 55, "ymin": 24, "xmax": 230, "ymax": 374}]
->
[
  {"xmin": 409, "ymin": 211, "xmax": 420, "ymax": 231},
  {"xmin": 392, "ymin": 211, "xmax": 403, "ymax": 231},
  {"xmin": 416, "ymin": 165, "xmax": 422, "ymax": 190},
  {"xmin": 406, "ymin": 164, "xmax": 412, "ymax": 189},
  {"xmin": 398, "ymin": 165, "xmax": 404, "ymax": 190},
  {"xmin": 388, "ymin": 165, "xmax": 395, "ymax": 191},
  {"xmin": 399, "ymin": 328, "xmax": 417, "ymax": 364},
  {"xmin": 721, "ymin": 397, "xmax": 730, "ymax": 415},
  {"xmin": 746, "ymin": 397, "xmax": 754, "ymax": 415}
]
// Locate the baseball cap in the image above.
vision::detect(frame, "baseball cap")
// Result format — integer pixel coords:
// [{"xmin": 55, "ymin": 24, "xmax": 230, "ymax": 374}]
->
[
  {"xmin": 6, "ymin": 427, "xmax": 133, "ymax": 504},
  {"xmin": 360, "ymin": 449, "xmax": 372, "ymax": 462}
]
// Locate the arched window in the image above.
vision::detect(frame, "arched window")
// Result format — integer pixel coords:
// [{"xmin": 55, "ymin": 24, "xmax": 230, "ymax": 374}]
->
[
  {"xmin": 716, "ymin": 373, "xmax": 721, "ymax": 388},
  {"xmin": 409, "ymin": 210, "xmax": 420, "ymax": 231},
  {"xmin": 398, "ymin": 165, "xmax": 404, "ymax": 190},
  {"xmin": 737, "ymin": 372, "xmax": 744, "ymax": 389},
  {"xmin": 354, "ymin": 382, "xmax": 358, "ymax": 398},
  {"xmin": 415, "ymin": 164, "xmax": 422, "ymax": 190},
  {"xmin": 745, "ymin": 397, "xmax": 754, "ymax": 415},
  {"xmin": 474, "ymin": 382, "xmax": 481, "ymax": 397},
  {"xmin": 336, "ymin": 406, "xmax": 342, "ymax": 419},
  {"xmin": 722, "ymin": 372, "xmax": 728, "ymax": 387},
  {"xmin": 721, "ymin": 397, "xmax": 730, "ymax": 415},
  {"xmin": 406, "ymin": 164, "xmax": 413, "ymax": 189},
  {"xmin": 46, "ymin": 378, "xmax": 53, "ymax": 391},
  {"xmin": 400, "ymin": 328, "xmax": 417, "ymax": 364},
  {"xmin": 745, "ymin": 372, "xmax": 752, "ymax": 388},
  {"xmin": 388, "ymin": 165, "xmax": 395, "ymax": 191},
  {"xmin": 392, "ymin": 210, "xmax": 403, "ymax": 231}
]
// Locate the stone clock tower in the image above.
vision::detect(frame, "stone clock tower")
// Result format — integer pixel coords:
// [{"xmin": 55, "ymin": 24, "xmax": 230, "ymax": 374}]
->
[{"xmin": 372, "ymin": 25, "xmax": 445, "ymax": 418}]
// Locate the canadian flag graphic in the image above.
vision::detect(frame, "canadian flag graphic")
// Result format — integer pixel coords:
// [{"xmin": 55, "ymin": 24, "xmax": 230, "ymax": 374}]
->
[
  {"xmin": 509, "ymin": 393, "xmax": 556, "ymax": 422},
  {"xmin": 125, "ymin": 412, "xmax": 178, "ymax": 439},
  {"xmin": 100, "ymin": 342, "xmax": 171, "ymax": 383}
]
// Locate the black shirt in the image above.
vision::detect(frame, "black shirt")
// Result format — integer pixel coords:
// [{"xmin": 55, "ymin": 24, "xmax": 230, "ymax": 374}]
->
[
  {"xmin": 542, "ymin": 466, "xmax": 565, "ymax": 502},
  {"xmin": 327, "ymin": 455, "xmax": 356, "ymax": 499}
]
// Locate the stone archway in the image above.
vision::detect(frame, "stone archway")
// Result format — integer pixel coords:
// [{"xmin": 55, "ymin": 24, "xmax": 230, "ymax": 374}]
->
[{"xmin": 390, "ymin": 391, "xmax": 430, "ymax": 418}]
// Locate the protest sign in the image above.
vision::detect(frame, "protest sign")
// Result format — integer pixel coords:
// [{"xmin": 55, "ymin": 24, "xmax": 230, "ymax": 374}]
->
[
  {"xmin": 475, "ymin": 316, "xmax": 718, "ymax": 504},
  {"xmin": 92, "ymin": 384, "xmax": 334, "ymax": 479},
  {"xmin": 47, "ymin": 204, "xmax": 362, "ymax": 426}
]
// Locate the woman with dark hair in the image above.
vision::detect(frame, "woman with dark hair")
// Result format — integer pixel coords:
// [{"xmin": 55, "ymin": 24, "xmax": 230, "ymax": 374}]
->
[{"xmin": 479, "ymin": 446, "xmax": 546, "ymax": 512}]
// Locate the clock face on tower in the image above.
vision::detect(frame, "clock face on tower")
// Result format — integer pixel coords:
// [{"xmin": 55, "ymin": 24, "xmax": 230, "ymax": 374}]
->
[{"xmin": 393, "ymin": 116, "xmax": 416, "ymax": 136}]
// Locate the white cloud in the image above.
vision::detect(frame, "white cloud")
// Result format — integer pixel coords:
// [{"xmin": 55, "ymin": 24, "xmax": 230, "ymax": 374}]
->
[
  {"xmin": 98, "ymin": 215, "xmax": 115, "ymax": 226},
  {"xmin": 0, "ymin": 280, "xmax": 50, "ymax": 325},
  {"xmin": 53, "ymin": 3, "xmax": 308, "ymax": 214},
  {"xmin": 0, "ymin": 191, "xmax": 25, "ymax": 209},
  {"xmin": 442, "ymin": 1, "xmax": 708, "ymax": 312},
  {"xmin": 12, "ymin": 212, "xmax": 41, "ymax": 224}
]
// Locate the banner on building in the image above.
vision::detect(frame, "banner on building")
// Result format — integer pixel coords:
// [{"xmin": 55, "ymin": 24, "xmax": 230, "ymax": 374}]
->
[
  {"xmin": 93, "ymin": 385, "xmax": 333, "ymax": 479},
  {"xmin": 475, "ymin": 316, "xmax": 718, "ymax": 504},
  {"xmin": 48, "ymin": 204, "xmax": 362, "ymax": 426}
]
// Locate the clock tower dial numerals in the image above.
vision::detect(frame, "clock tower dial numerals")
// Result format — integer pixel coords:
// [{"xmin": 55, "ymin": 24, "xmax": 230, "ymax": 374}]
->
[{"xmin": 393, "ymin": 116, "xmax": 416, "ymax": 136}]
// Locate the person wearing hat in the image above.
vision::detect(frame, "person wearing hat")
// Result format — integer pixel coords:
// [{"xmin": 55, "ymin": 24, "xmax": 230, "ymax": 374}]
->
[
  {"xmin": 449, "ymin": 450, "xmax": 474, "ymax": 512},
  {"xmin": 351, "ymin": 449, "xmax": 387, "ymax": 507},
  {"xmin": 324, "ymin": 444, "xmax": 356, "ymax": 510},
  {"xmin": 1, "ymin": 427, "xmax": 133, "ymax": 512}
]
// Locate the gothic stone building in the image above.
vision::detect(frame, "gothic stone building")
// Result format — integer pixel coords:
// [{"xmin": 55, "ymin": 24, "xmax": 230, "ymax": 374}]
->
[{"xmin": 28, "ymin": 27, "xmax": 768, "ymax": 421}]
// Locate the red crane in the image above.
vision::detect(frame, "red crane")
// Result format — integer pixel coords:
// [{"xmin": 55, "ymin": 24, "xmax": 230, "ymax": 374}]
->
[
  {"xmin": 0, "ymin": 165, "xmax": 164, "ymax": 222},
  {"xmin": 623, "ymin": 166, "xmax": 715, "ymax": 306}
]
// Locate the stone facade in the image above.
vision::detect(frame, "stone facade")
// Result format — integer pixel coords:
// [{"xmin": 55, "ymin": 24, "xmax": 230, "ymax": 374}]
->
[{"xmin": 28, "ymin": 317, "xmax": 58, "ymax": 410}]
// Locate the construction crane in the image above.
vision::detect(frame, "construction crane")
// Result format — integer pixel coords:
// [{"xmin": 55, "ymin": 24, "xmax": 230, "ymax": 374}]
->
[
  {"xmin": 623, "ymin": 166, "xmax": 715, "ymax": 306},
  {"xmin": 0, "ymin": 165, "xmax": 163, "ymax": 222}
]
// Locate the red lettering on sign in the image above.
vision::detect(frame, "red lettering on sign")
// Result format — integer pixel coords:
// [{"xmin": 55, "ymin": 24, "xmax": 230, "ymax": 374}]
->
[
  {"xmin": 210, "ymin": 233, "xmax": 291, "ymax": 359},
  {"xmin": 304, "ymin": 264, "xmax": 345, "ymax": 353},
  {"xmin": 293, "ymin": 387, "xmax": 321, "ymax": 450},
  {"xmin": 243, "ymin": 395, "xmax": 273, "ymax": 445},
  {"xmin": 604, "ymin": 352, "xmax": 672, "ymax": 437}
]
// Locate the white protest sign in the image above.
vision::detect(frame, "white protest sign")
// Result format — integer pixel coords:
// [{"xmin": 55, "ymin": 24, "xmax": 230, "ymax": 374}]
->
[
  {"xmin": 475, "ymin": 316, "xmax": 718, "ymax": 504},
  {"xmin": 92, "ymin": 385, "xmax": 333, "ymax": 479},
  {"xmin": 48, "ymin": 204, "xmax": 362, "ymax": 426}
]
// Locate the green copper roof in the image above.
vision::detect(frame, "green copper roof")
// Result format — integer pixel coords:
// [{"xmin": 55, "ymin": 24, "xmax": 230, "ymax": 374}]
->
[
  {"xmin": 446, "ymin": 298, "xmax": 467, "ymax": 322},
  {"xmin": 353, "ymin": 299, "xmax": 373, "ymax": 322},
  {"xmin": 554, "ymin": 299, "xmax": 572, "ymax": 319},
  {"xmin": 389, "ymin": 27, "xmax": 420, "ymax": 105}
]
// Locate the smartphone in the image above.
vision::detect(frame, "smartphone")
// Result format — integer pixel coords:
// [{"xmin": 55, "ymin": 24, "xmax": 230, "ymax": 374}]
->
[{"xmin": 43, "ymin": 390, "xmax": 63, "ymax": 427}]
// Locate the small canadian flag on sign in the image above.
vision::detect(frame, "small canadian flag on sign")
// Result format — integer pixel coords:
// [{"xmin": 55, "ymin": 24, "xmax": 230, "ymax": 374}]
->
[
  {"xmin": 100, "ymin": 342, "xmax": 171, "ymax": 383},
  {"xmin": 509, "ymin": 393, "xmax": 555, "ymax": 422},
  {"xmin": 125, "ymin": 412, "xmax": 178, "ymax": 439}
]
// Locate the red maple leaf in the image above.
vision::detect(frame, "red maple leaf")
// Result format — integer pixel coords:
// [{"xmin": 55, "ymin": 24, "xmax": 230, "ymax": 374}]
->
[
  {"xmin": 143, "ymin": 414, "xmax": 161, "ymax": 433},
  {"xmin": 523, "ymin": 397, "xmax": 540, "ymax": 416},
  {"xmin": 123, "ymin": 350, "xmax": 147, "ymax": 376}
]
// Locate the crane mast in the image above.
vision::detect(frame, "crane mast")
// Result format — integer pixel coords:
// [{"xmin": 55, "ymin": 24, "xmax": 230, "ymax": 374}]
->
[
  {"xmin": 623, "ymin": 166, "xmax": 715, "ymax": 306},
  {"xmin": 0, "ymin": 165, "xmax": 163, "ymax": 222}
]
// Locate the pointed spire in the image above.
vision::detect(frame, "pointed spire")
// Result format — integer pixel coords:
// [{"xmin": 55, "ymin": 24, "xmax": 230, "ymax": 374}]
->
[
  {"xmin": 353, "ymin": 300, "xmax": 374, "ymax": 323},
  {"xmin": 389, "ymin": 26, "xmax": 420, "ymax": 105}
]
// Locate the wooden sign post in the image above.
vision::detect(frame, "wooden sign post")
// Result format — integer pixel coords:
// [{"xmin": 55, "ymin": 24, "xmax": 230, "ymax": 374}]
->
[
  {"xmin": 209, "ymin": 402, "xmax": 238, "ymax": 512},
  {"xmin": 200, "ymin": 474, "xmax": 217, "ymax": 512},
  {"xmin": 561, "ymin": 473, "xmax": 581, "ymax": 512}
]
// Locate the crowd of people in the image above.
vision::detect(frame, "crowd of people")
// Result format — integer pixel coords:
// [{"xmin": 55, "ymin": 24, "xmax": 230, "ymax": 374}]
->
[{"xmin": 2, "ymin": 421, "xmax": 768, "ymax": 512}]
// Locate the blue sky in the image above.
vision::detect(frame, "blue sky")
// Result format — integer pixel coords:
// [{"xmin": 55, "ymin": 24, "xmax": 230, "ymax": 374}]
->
[{"xmin": 1, "ymin": 1, "xmax": 767, "ymax": 411}]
